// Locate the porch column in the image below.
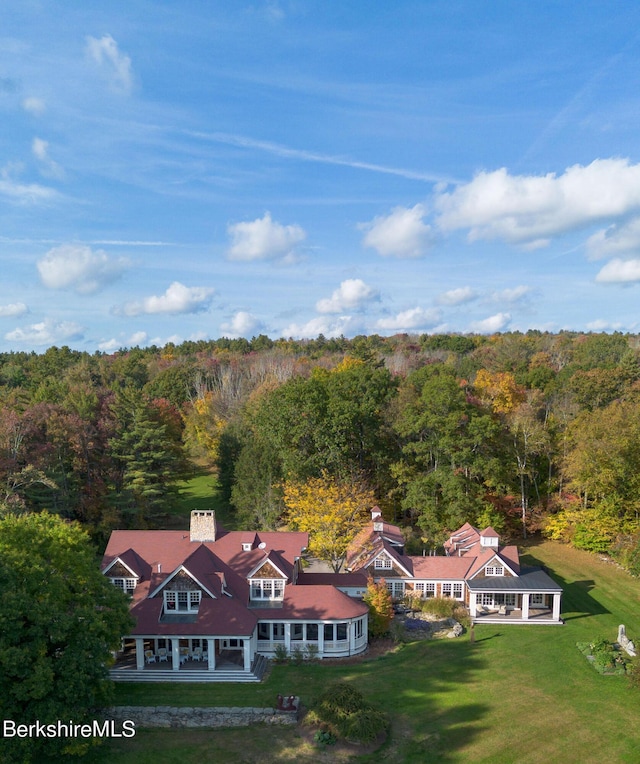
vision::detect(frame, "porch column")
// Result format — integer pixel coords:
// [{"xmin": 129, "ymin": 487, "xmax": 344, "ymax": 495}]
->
[
  {"xmin": 171, "ymin": 638, "xmax": 180, "ymax": 671},
  {"xmin": 521, "ymin": 593, "xmax": 530, "ymax": 620},
  {"xmin": 469, "ymin": 592, "xmax": 477, "ymax": 618},
  {"xmin": 135, "ymin": 638, "xmax": 145, "ymax": 671},
  {"xmin": 207, "ymin": 638, "xmax": 215, "ymax": 670},
  {"xmin": 552, "ymin": 593, "xmax": 561, "ymax": 621},
  {"xmin": 317, "ymin": 623, "xmax": 324, "ymax": 658},
  {"xmin": 243, "ymin": 638, "xmax": 251, "ymax": 671},
  {"xmin": 349, "ymin": 621, "xmax": 355, "ymax": 655},
  {"xmin": 284, "ymin": 623, "xmax": 291, "ymax": 653}
]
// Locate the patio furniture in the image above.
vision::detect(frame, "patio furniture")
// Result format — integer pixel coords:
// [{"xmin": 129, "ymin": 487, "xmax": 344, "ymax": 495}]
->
[
  {"xmin": 157, "ymin": 648, "xmax": 168, "ymax": 662},
  {"xmin": 180, "ymin": 647, "xmax": 189, "ymax": 664},
  {"xmin": 192, "ymin": 647, "xmax": 203, "ymax": 661},
  {"xmin": 144, "ymin": 650, "xmax": 156, "ymax": 664},
  {"xmin": 498, "ymin": 605, "xmax": 507, "ymax": 615}
]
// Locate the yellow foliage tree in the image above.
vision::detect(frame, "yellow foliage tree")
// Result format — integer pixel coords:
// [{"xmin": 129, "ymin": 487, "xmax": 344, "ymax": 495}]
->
[
  {"xmin": 182, "ymin": 393, "xmax": 226, "ymax": 462},
  {"xmin": 283, "ymin": 472, "xmax": 375, "ymax": 572},
  {"xmin": 474, "ymin": 369, "xmax": 526, "ymax": 414}
]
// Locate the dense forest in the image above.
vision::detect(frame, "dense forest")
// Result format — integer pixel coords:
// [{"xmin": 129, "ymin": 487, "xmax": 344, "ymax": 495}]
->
[{"xmin": 2, "ymin": 330, "xmax": 640, "ymax": 574}]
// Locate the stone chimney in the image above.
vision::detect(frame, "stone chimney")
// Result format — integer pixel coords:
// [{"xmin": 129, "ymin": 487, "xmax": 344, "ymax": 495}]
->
[{"xmin": 190, "ymin": 510, "xmax": 217, "ymax": 543}]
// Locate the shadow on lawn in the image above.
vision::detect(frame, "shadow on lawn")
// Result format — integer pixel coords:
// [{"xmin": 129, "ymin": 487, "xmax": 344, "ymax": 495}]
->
[
  {"xmin": 522, "ymin": 549, "xmax": 609, "ymax": 621},
  {"xmin": 352, "ymin": 640, "xmax": 490, "ymax": 763}
]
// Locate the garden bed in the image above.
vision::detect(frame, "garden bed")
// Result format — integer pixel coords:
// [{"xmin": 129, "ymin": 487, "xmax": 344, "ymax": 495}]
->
[{"xmin": 576, "ymin": 638, "xmax": 628, "ymax": 675}]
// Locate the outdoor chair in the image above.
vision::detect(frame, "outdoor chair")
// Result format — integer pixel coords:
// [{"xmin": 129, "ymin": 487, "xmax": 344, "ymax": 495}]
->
[
  {"xmin": 157, "ymin": 647, "xmax": 168, "ymax": 662},
  {"xmin": 144, "ymin": 650, "xmax": 156, "ymax": 664},
  {"xmin": 192, "ymin": 647, "xmax": 203, "ymax": 661}
]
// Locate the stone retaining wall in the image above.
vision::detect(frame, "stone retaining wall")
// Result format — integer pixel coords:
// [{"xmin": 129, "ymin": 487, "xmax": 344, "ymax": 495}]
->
[{"xmin": 107, "ymin": 705, "xmax": 298, "ymax": 729}]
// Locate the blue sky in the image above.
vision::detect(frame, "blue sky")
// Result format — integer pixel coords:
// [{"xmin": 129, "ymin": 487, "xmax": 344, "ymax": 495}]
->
[{"xmin": 2, "ymin": 1, "xmax": 640, "ymax": 352}]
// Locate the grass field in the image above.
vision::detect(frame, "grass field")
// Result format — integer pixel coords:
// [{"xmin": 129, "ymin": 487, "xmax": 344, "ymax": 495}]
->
[{"xmin": 92, "ymin": 538, "xmax": 640, "ymax": 763}]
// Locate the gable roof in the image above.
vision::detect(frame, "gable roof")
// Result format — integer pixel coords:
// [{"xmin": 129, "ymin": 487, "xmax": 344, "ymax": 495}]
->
[{"xmin": 466, "ymin": 547, "xmax": 520, "ymax": 580}]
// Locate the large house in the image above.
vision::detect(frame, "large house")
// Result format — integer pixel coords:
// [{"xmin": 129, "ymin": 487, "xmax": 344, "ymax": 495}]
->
[
  {"xmin": 347, "ymin": 509, "xmax": 563, "ymax": 625},
  {"xmin": 102, "ymin": 508, "xmax": 562, "ymax": 681},
  {"xmin": 102, "ymin": 510, "xmax": 369, "ymax": 681}
]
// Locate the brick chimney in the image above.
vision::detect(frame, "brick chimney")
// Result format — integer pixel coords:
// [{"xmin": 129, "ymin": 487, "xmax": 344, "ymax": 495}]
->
[{"xmin": 190, "ymin": 510, "xmax": 217, "ymax": 543}]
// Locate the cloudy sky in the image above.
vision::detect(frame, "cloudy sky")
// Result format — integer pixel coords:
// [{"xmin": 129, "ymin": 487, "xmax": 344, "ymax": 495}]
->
[{"xmin": 2, "ymin": 1, "xmax": 640, "ymax": 352}]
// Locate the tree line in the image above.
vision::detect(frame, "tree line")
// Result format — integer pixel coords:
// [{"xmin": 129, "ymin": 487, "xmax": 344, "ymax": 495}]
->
[{"xmin": 1, "ymin": 330, "xmax": 640, "ymax": 571}]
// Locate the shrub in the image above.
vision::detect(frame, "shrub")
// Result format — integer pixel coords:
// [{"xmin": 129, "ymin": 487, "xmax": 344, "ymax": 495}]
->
[
  {"xmin": 363, "ymin": 575, "xmax": 394, "ymax": 637},
  {"xmin": 313, "ymin": 727, "xmax": 336, "ymax": 747},
  {"xmin": 421, "ymin": 596, "xmax": 458, "ymax": 618},
  {"xmin": 310, "ymin": 681, "xmax": 390, "ymax": 745},
  {"xmin": 305, "ymin": 643, "xmax": 320, "ymax": 662},
  {"xmin": 273, "ymin": 643, "xmax": 289, "ymax": 663},
  {"xmin": 290, "ymin": 645, "xmax": 305, "ymax": 665}
]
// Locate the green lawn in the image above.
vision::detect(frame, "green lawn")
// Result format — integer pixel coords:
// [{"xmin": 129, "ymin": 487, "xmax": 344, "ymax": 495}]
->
[
  {"xmin": 164, "ymin": 467, "xmax": 236, "ymax": 530},
  {"xmin": 97, "ymin": 540, "xmax": 640, "ymax": 763}
]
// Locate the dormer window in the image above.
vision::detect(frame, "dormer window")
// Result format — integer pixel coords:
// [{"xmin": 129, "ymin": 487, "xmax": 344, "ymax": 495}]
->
[
  {"xmin": 250, "ymin": 579, "xmax": 285, "ymax": 600},
  {"xmin": 485, "ymin": 565, "xmax": 504, "ymax": 576},
  {"xmin": 110, "ymin": 577, "xmax": 137, "ymax": 595},
  {"xmin": 374, "ymin": 556, "xmax": 393, "ymax": 570},
  {"xmin": 242, "ymin": 543, "xmax": 252, "ymax": 552},
  {"xmin": 164, "ymin": 590, "xmax": 201, "ymax": 612}
]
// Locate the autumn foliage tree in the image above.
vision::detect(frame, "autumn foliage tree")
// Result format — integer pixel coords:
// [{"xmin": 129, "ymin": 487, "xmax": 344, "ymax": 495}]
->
[
  {"xmin": 283, "ymin": 472, "xmax": 375, "ymax": 571},
  {"xmin": 363, "ymin": 575, "xmax": 394, "ymax": 637}
]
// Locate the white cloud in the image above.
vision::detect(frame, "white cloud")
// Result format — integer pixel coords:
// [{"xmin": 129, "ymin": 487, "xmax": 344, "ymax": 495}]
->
[
  {"xmin": 469, "ymin": 312, "xmax": 511, "ymax": 333},
  {"xmin": 316, "ymin": 279, "xmax": 379, "ymax": 314},
  {"xmin": 37, "ymin": 244, "xmax": 128, "ymax": 294},
  {"xmin": 220, "ymin": 311, "xmax": 263, "ymax": 338},
  {"xmin": 491, "ymin": 285, "xmax": 532, "ymax": 303},
  {"xmin": 595, "ymin": 258, "xmax": 640, "ymax": 283},
  {"xmin": 5, "ymin": 319, "xmax": 83, "ymax": 345},
  {"xmin": 22, "ymin": 97, "xmax": 46, "ymax": 116},
  {"xmin": 437, "ymin": 286, "xmax": 477, "ymax": 306},
  {"xmin": 0, "ymin": 163, "xmax": 57, "ymax": 203},
  {"xmin": 280, "ymin": 315, "xmax": 357, "ymax": 339},
  {"xmin": 227, "ymin": 212, "xmax": 305, "ymax": 263},
  {"xmin": 129, "ymin": 331, "xmax": 149, "ymax": 345},
  {"xmin": 97, "ymin": 338, "xmax": 120, "ymax": 352},
  {"xmin": 86, "ymin": 34, "xmax": 133, "ymax": 94},
  {"xmin": 375, "ymin": 307, "xmax": 442, "ymax": 332},
  {"xmin": 586, "ymin": 319, "xmax": 624, "ymax": 331},
  {"xmin": 436, "ymin": 159, "xmax": 640, "ymax": 245},
  {"xmin": 586, "ymin": 218, "xmax": 640, "ymax": 260},
  {"xmin": 360, "ymin": 203, "xmax": 432, "ymax": 258},
  {"xmin": 32, "ymin": 138, "xmax": 63, "ymax": 179},
  {"xmin": 120, "ymin": 282, "xmax": 214, "ymax": 316},
  {"xmin": 0, "ymin": 302, "xmax": 28, "ymax": 318}
]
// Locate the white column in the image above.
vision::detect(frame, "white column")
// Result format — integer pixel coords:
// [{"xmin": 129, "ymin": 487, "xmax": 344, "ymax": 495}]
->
[
  {"xmin": 349, "ymin": 621, "xmax": 355, "ymax": 655},
  {"xmin": 135, "ymin": 638, "xmax": 145, "ymax": 670},
  {"xmin": 317, "ymin": 623, "xmax": 324, "ymax": 658},
  {"xmin": 172, "ymin": 639, "xmax": 180, "ymax": 671},
  {"xmin": 284, "ymin": 623, "xmax": 291, "ymax": 653},
  {"xmin": 243, "ymin": 638, "xmax": 251, "ymax": 671},
  {"xmin": 522, "ymin": 593, "xmax": 530, "ymax": 620},
  {"xmin": 469, "ymin": 592, "xmax": 477, "ymax": 617},
  {"xmin": 208, "ymin": 638, "xmax": 215, "ymax": 670},
  {"xmin": 552, "ymin": 593, "xmax": 561, "ymax": 621}
]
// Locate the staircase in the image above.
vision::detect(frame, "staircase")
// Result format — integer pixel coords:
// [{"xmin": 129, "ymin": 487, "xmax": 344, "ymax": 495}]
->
[{"xmin": 110, "ymin": 656, "xmax": 269, "ymax": 684}]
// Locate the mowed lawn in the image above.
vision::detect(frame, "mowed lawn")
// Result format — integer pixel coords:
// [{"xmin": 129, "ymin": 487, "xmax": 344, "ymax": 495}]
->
[{"xmin": 99, "ymin": 540, "xmax": 640, "ymax": 764}]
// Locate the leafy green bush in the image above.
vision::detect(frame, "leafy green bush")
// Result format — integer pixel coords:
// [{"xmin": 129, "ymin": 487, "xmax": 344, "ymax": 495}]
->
[
  {"xmin": 273, "ymin": 643, "xmax": 288, "ymax": 663},
  {"xmin": 421, "ymin": 596, "xmax": 458, "ymax": 618},
  {"xmin": 305, "ymin": 643, "xmax": 320, "ymax": 662},
  {"xmin": 309, "ymin": 681, "xmax": 390, "ymax": 745},
  {"xmin": 290, "ymin": 645, "xmax": 305, "ymax": 665},
  {"xmin": 577, "ymin": 638, "xmax": 628, "ymax": 675},
  {"xmin": 313, "ymin": 727, "xmax": 336, "ymax": 747}
]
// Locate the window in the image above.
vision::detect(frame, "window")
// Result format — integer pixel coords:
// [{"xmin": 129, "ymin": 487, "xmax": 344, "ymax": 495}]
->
[
  {"xmin": 385, "ymin": 581, "xmax": 404, "ymax": 598},
  {"xmin": 258, "ymin": 623, "xmax": 270, "ymax": 640},
  {"xmin": 250, "ymin": 579, "xmax": 285, "ymax": 600},
  {"xmin": 336, "ymin": 623, "xmax": 348, "ymax": 641},
  {"xmin": 164, "ymin": 589, "xmax": 201, "ymax": 613},
  {"xmin": 111, "ymin": 577, "xmax": 137, "ymax": 595},
  {"xmin": 441, "ymin": 583, "xmax": 452, "ymax": 598},
  {"xmin": 415, "ymin": 582, "xmax": 435, "ymax": 599},
  {"xmin": 530, "ymin": 593, "xmax": 545, "ymax": 606},
  {"xmin": 485, "ymin": 565, "xmax": 504, "ymax": 576},
  {"xmin": 273, "ymin": 623, "xmax": 285, "ymax": 641},
  {"xmin": 453, "ymin": 583, "xmax": 463, "ymax": 600},
  {"xmin": 292, "ymin": 623, "xmax": 304, "ymax": 641},
  {"xmin": 355, "ymin": 618, "xmax": 364, "ymax": 640},
  {"xmin": 306, "ymin": 623, "xmax": 318, "ymax": 641},
  {"xmin": 374, "ymin": 556, "xmax": 393, "ymax": 569},
  {"xmin": 324, "ymin": 623, "xmax": 334, "ymax": 642}
]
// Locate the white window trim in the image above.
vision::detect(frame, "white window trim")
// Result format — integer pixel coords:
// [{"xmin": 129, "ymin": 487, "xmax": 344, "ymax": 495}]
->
[
  {"xmin": 164, "ymin": 589, "xmax": 201, "ymax": 613},
  {"xmin": 250, "ymin": 578, "xmax": 285, "ymax": 600},
  {"xmin": 485, "ymin": 565, "xmax": 504, "ymax": 576},
  {"xmin": 110, "ymin": 577, "xmax": 137, "ymax": 594},
  {"xmin": 374, "ymin": 556, "xmax": 393, "ymax": 569}
]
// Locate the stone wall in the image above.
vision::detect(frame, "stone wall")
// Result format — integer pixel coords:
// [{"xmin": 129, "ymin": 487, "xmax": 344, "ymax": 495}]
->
[{"xmin": 107, "ymin": 705, "xmax": 298, "ymax": 729}]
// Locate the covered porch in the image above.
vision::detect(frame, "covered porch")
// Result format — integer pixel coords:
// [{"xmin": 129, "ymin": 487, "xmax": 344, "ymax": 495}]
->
[
  {"xmin": 113, "ymin": 635, "xmax": 257, "ymax": 676},
  {"xmin": 467, "ymin": 567, "xmax": 563, "ymax": 625}
]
